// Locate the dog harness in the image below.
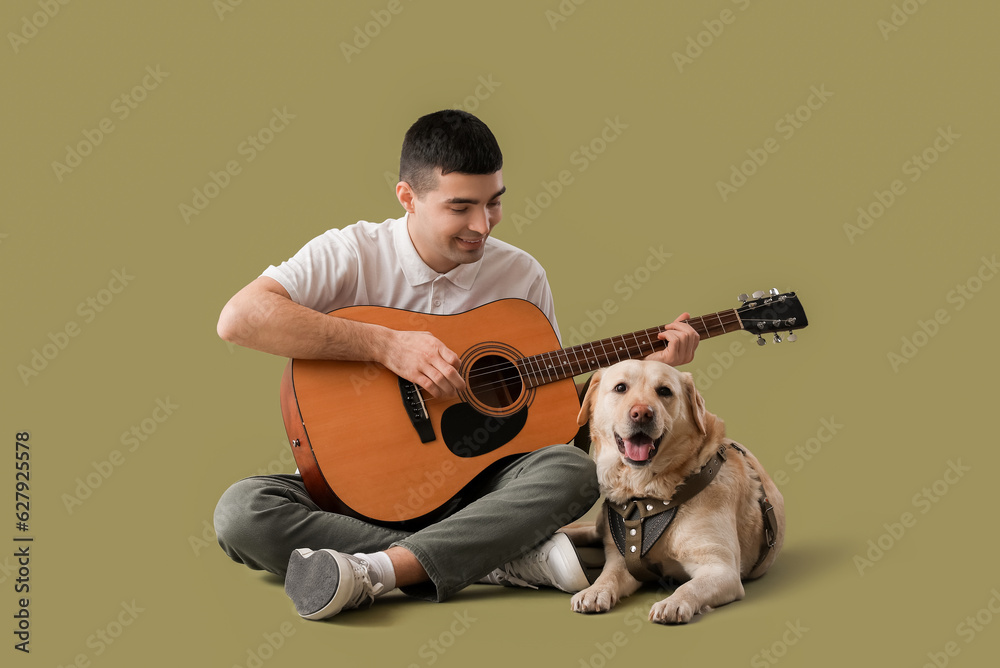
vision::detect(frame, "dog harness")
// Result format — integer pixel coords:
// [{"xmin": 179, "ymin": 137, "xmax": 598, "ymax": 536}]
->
[{"xmin": 606, "ymin": 442, "xmax": 778, "ymax": 582}]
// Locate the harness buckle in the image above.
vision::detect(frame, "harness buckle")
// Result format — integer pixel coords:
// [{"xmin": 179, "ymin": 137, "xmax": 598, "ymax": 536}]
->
[{"xmin": 760, "ymin": 497, "xmax": 777, "ymax": 549}]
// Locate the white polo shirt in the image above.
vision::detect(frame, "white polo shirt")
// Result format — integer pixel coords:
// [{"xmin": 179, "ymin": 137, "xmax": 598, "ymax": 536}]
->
[{"xmin": 261, "ymin": 213, "xmax": 561, "ymax": 342}]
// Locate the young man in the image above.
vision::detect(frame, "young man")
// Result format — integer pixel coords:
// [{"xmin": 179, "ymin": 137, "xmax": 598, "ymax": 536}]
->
[{"xmin": 213, "ymin": 110, "xmax": 698, "ymax": 620}]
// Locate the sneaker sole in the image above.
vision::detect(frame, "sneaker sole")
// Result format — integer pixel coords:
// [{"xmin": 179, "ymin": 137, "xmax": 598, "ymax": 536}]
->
[
  {"xmin": 547, "ymin": 533, "xmax": 592, "ymax": 593},
  {"xmin": 285, "ymin": 548, "xmax": 350, "ymax": 620}
]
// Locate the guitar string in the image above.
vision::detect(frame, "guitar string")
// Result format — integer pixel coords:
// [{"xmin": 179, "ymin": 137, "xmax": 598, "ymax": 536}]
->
[
  {"xmin": 415, "ymin": 339, "xmax": 666, "ymax": 404},
  {"xmin": 408, "ymin": 301, "xmax": 799, "ymax": 402},
  {"xmin": 393, "ymin": 299, "xmax": 793, "ymax": 386},
  {"xmin": 415, "ymin": 321, "xmax": 710, "ymax": 402},
  {"xmin": 459, "ymin": 309, "xmax": 746, "ymax": 380},
  {"xmin": 461, "ymin": 307, "xmax": 745, "ymax": 376},
  {"xmin": 401, "ymin": 302, "xmax": 764, "ymax": 383},
  {"xmin": 439, "ymin": 311, "xmax": 746, "ymax": 386}
]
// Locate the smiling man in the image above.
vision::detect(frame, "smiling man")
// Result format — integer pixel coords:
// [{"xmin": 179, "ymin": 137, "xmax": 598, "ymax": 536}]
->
[{"xmin": 212, "ymin": 109, "xmax": 698, "ymax": 620}]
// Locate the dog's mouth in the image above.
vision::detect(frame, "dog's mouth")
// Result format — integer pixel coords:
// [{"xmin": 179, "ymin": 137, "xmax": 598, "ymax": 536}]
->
[{"xmin": 615, "ymin": 431, "xmax": 663, "ymax": 466}]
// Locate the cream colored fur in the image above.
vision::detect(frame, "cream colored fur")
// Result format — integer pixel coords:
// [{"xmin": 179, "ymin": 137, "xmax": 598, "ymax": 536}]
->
[{"xmin": 562, "ymin": 360, "xmax": 785, "ymax": 624}]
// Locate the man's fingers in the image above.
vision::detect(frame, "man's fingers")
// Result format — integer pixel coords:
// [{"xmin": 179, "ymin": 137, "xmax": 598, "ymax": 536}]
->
[
  {"xmin": 439, "ymin": 346, "xmax": 462, "ymax": 368},
  {"xmin": 441, "ymin": 364, "xmax": 466, "ymax": 393},
  {"xmin": 418, "ymin": 352, "xmax": 466, "ymax": 399},
  {"xmin": 415, "ymin": 372, "xmax": 450, "ymax": 400},
  {"xmin": 655, "ymin": 312, "xmax": 699, "ymax": 365},
  {"xmin": 426, "ymin": 363, "xmax": 465, "ymax": 399},
  {"xmin": 433, "ymin": 343, "xmax": 466, "ymax": 394},
  {"xmin": 391, "ymin": 332, "xmax": 466, "ymax": 399}
]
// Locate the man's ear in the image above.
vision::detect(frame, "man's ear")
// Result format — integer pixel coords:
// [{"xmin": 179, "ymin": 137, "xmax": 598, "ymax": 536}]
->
[
  {"xmin": 682, "ymin": 372, "xmax": 707, "ymax": 436},
  {"xmin": 577, "ymin": 370, "xmax": 602, "ymax": 427},
  {"xmin": 396, "ymin": 181, "xmax": 417, "ymax": 213}
]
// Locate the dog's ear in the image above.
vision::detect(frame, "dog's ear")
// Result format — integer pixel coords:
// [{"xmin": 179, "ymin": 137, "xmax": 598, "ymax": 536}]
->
[
  {"xmin": 577, "ymin": 370, "xmax": 602, "ymax": 427},
  {"xmin": 682, "ymin": 372, "xmax": 707, "ymax": 435}
]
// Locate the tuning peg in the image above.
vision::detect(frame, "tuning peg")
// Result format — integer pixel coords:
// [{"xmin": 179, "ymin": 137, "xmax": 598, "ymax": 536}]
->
[
  {"xmin": 769, "ymin": 288, "xmax": 779, "ymax": 296},
  {"xmin": 773, "ymin": 333, "xmax": 782, "ymax": 344},
  {"xmin": 752, "ymin": 291, "xmax": 765, "ymax": 299},
  {"xmin": 738, "ymin": 293, "xmax": 749, "ymax": 303},
  {"xmin": 787, "ymin": 332, "xmax": 797, "ymax": 342},
  {"xmin": 756, "ymin": 335, "xmax": 766, "ymax": 346}
]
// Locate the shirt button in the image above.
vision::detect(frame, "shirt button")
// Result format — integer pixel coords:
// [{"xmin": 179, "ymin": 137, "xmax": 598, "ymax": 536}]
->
[
  {"xmin": 629, "ymin": 529, "xmax": 636, "ymax": 536},
  {"xmin": 630, "ymin": 546, "xmax": 637, "ymax": 553},
  {"xmin": 433, "ymin": 300, "xmax": 442, "ymax": 307}
]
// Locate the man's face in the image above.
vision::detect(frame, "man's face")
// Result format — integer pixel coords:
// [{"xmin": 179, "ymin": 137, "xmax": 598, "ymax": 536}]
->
[{"xmin": 398, "ymin": 169, "xmax": 505, "ymax": 274}]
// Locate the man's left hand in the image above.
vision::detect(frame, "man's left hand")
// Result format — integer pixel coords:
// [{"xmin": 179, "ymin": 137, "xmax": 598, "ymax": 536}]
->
[{"xmin": 645, "ymin": 312, "xmax": 699, "ymax": 366}]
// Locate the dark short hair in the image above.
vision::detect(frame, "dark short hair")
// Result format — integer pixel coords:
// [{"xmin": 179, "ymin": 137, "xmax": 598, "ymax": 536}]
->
[{"xmin": 399, "ymin": 110, "xmax": 503, "ymax": 195}]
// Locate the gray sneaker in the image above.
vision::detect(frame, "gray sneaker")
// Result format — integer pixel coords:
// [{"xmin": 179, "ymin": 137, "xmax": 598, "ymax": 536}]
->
[
  {"xmin": 481, "ymin": 533, "xmax": 591, "ymax": 593},
  {"xmin": 285, "ymin": 548, "xmax": 384, "ymax": 620}
]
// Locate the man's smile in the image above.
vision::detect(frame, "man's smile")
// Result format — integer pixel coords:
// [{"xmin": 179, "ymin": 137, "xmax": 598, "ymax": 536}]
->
[{"xmin": 455, "ymin": 237, "xmax": 486, "ymax": 249}]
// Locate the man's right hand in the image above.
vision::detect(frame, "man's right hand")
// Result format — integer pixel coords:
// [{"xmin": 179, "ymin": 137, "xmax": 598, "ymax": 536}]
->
[{"xmin": 377, "ymin": 329, "xmax": 467, "ymax": 400}]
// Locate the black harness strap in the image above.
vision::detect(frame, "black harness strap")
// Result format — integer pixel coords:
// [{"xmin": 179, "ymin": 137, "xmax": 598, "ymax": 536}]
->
[
  {"xmin": 606, "ymin": 444, "xmax": 727, "ymax": 582},
  {"xmin": 730, "ymin": 442, "xmax": 779, "ymax": 574},
  {"xmin": 606, "ymin": 442, "xmax": 778, "ymax": 581}
]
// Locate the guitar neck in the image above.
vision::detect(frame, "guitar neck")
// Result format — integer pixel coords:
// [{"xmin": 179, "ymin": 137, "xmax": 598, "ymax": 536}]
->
[{"xmin": 517, "ymin": 308, "xmax": 742, "ymax": 388}]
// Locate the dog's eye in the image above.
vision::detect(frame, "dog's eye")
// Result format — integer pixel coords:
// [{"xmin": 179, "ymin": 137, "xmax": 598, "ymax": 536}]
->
[
  {"xmin": 614, "ymin": 383, "xmax": 627, "ymax": 393},
  {"xmin": 657, "ymin": 387, "xmax": 673, "ymax": 397}
]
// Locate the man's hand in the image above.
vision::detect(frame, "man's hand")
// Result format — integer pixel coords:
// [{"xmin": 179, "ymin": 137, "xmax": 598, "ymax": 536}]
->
[
  {"xmin": 218, "ymin": 277, "xmax": 466, "ymax": 399},
  {"xmin": 379, "ymin": 330, "xmax": 467, "ymax": 399},
  {"xmin": 644, "ymin": 313, "xmax": 699, "ymax": 367}
]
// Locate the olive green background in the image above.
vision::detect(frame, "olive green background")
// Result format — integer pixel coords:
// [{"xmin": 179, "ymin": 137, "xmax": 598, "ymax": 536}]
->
[{"xmin": 3, "ymin": 1, "xmax": 998, "ymax": 666}]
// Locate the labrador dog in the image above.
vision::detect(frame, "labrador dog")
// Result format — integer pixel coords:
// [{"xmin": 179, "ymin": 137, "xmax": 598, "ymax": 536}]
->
[{"xmin": 563, "ymin": 360, "xmax": 785, "ymax": 624}]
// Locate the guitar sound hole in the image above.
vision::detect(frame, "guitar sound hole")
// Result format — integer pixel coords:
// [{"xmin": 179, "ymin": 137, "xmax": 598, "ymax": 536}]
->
[{"xmin": 467, "ymin": 355, "xmax": 522, "ymax": 409}]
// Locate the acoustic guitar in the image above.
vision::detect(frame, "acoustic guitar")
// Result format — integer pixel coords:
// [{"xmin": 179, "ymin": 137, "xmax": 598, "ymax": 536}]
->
[{"xmin": 280, "ymin": 291, "xmax": 807, "ymax": 528}]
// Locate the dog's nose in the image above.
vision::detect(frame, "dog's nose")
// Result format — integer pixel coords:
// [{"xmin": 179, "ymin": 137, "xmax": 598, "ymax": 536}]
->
[{"xmin": 630, "ymin": 404, "xmax": 654, "ymax": 423}]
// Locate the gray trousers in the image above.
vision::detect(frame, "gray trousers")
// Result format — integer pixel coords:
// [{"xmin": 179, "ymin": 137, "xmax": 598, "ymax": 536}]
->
[{"xmin": 213, "ymin": 444, "xmax": 599, "ymax": 601}]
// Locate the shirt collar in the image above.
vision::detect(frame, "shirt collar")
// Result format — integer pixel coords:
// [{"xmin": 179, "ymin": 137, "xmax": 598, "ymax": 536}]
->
[{"xmin": 393, "ymin": 212, "xmax": 484, "ymax": 291}]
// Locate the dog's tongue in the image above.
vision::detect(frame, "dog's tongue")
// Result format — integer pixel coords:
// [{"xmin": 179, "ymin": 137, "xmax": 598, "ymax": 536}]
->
[{"xmin": 623, "ymin": 434, "xmax": 655, "ymax": 462}]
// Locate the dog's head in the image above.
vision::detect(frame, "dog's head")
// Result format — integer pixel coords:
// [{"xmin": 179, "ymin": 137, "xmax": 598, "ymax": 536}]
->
[{"xmin": 578, "ymin": 360, "xmax": 709, "ymax": 471}]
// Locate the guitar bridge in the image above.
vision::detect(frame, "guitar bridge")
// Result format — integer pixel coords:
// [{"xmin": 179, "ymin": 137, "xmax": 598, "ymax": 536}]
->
[{"xmin": 398, "ymin": 378, "xmax": 436, "ymax": 443}]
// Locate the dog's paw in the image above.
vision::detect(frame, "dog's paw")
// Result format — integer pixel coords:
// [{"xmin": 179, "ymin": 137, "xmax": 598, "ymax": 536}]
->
[
  {"xmin": 649, "ymin": 594, "xmax": 704, "ymax": 624},
  {"xmin": 571, "ymin": 586, "xmax": 618, "ymax": 614}
]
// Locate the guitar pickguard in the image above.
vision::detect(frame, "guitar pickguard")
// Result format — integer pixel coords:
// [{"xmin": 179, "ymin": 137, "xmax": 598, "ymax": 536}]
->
[{"xmin": 440, "ymin": 403, "xmax": 529, "ymax": 458}]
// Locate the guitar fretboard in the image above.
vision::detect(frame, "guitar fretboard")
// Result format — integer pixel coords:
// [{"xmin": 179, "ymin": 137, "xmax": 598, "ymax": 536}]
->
[{"xmin": 516, "ymin": 308, "xmax": 742, "ymax": 388}]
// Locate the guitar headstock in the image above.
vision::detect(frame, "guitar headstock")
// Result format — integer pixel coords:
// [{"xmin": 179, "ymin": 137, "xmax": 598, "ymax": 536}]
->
[{"xmin": 736, "ymin": 289, "xmax": 808, "ymax": 345}]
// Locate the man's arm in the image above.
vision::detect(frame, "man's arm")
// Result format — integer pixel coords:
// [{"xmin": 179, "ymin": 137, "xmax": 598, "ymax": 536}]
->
[{"xmin": 217, "ymin": 276, "xmax": 466, "ymax": 398}]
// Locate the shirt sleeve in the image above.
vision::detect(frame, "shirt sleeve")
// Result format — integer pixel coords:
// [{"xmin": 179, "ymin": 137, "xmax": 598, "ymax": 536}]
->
[
  {"xmin": 260, "ymin": 228, "xmax": 361, "ymax": 313},
  {"xmin": 528, "ymin": 267, "xmax": 561, "ymax": 345}
]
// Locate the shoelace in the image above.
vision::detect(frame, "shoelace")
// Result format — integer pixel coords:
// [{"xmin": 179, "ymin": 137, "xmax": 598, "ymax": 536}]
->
[
  {"xmin": 493, "ymin": 549, "xmax": 549, "ymax": 590},
  {"xmin": 346, "ymin": 557, "xmax": 384, "ymax": 609}
]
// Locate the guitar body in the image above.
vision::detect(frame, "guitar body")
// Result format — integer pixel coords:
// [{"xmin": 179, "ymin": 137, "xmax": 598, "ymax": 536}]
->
[{"xmin": 280, "ymin": 299, "xmax": 582, "ymax": 528}]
